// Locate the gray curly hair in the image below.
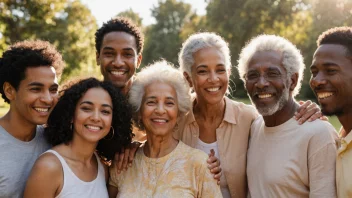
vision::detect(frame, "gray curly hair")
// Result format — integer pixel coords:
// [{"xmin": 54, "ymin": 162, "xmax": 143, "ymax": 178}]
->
[{"xmin": 237, "ymin": 34, "xmax": 305, "ymax": 97}]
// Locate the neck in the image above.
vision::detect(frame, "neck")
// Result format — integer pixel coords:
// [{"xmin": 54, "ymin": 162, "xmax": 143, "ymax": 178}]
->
[
  {"xmin": 193, "ymin": 97, "xmax": 225, "ymax": 121},
  {"xmin": 337, "ymin": 111, "xmax": 352, "ymax": 137},
  {"xmin": 67, "ymin": 135, "xmax": 97, "ymax": 163},
  {"xmin": 263, "ymin": 98, "xmax": 298, "ymax": 127},
  {"xmin": 144, "ymin": 132, "xmax": 178, "ymax": 158},
  {"xmin": 121, "ymin": 80, "xmax": 133, "ymax": 96},
  {"xmin": 0, "ymin": 109, "xmax": 37, "ymax": 141}
]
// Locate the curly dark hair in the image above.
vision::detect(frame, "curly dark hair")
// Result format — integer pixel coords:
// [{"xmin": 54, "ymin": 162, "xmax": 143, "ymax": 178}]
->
[
  {"xmin": 45, "ymin": 77, "xmax": 133, "ymax": 161},
  {"xmin": 95, "ymin": 17, "xmax": 144, "ymax": 55},
  {"xmin": 0, "ymin": 40, "xmax": 64, "ymax": 103},
  {"xmin": 317, "ymin": 26, "xmax": 352, "ymax": 57}
]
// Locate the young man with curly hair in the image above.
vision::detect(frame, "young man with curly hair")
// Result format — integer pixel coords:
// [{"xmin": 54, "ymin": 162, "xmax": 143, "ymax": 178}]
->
[
  {"xmin": 0, "ymin": 40, "xmax": 64, "ymax": 198},
  {"xmin": 309, "ymin": 27, "xmax": 352, "ymax": 197}
]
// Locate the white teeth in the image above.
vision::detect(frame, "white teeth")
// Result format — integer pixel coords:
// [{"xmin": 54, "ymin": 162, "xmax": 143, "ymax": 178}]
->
[
  {"xmin": 153, "ymin": 119, "xmax": 167, "ymax": 123},
  {"xmin": 317, "ymin": 92, "xmax": 333, "ymax": 99},
  {"xmin": 34, "ymin": 108, "xmax": 49, "ymax": 112},
  {"xmin": 111, "ymin": 71, "xmax": 125, "ymax": 75},
  {"xmin": 207, "ymin": 87, "xmax": 220, "ymax": 92},
  {"xmin": 258, "ymin": 94, "xmax": 272, "ymax": 99},
  {"xmin": 86, "ymin": 125, "xmax": 100, "ymax": 130}
]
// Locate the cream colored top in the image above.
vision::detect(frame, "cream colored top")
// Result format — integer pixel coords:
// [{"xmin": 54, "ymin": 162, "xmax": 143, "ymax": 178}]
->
[
  {"xmin": 109, "ymin": 141, "xmax": 222, "ymax": 198},
  {"xmin": 175, "ymin": 97, "xmax": 259, "ymax": 198},
  {"xmin": 337, "ymin": 129, "xmax": 352, "ymax": 198},
  {"xmin": 247, "ymin": 117, "xmax": 338, "ymax": 198}
]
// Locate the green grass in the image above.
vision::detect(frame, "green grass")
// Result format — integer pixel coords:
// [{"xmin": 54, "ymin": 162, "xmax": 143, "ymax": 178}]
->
[{"xmin": 234, "ymin": 97, "xmax": 342, "ymax": 131}]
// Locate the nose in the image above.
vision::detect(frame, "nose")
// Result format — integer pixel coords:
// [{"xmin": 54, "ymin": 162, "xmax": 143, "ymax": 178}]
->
[
  {"xmin": 90, "ymin": 109, "xmax": 101, "ymax": 122},
  {"xmin": 155, "ymin": 103, "xmax": 166, "ymax": 115},
  {"xmin": 113, "ymin": 54, "xmax": 124, "ymax": 66},
  {"xmin": 310, "ymin": 72, "xmax": 327, "ymax": 88},
  {"xmin": 255, "ymin": 75, "xmax": 270, "ymax": 89},
  {"xmin": 40, "ymin": 90, "xmax": 54, "ymax": 104},
  {"xmin": 208, "ymin": 71, "xmax": 219, "ymax": 82}
]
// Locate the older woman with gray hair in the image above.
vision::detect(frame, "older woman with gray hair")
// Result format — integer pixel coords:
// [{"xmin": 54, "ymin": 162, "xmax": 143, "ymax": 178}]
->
[
  {"xmin": 108, "ymin": 60, "xmax": 222, "ymax": 198},
  {"xmin": 176, "ymin": 32, "xmax": 324, "ymax": 198}
]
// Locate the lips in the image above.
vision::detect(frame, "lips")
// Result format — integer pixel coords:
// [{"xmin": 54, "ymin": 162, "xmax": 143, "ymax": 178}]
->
[
  {"xmin": 317, "ymin": 92, "xmax": 334, "ymax": 99},
  {"xmin": 85, "ymin": 125, "xmax": 102, "ymax": 131},
  {"xmin": 206, "ymin": 87, "xmax": 220, "ymax": 92},
  {"xmin": 257, "ymin": 93, "xmax": 273, "ymax": 99},
  {"xmin": 110, "ymin": 70, "xmax": 127, "ymax": 76},
  {"xmin": 34, "ymin": 107, "xmax": 50, "ymax": 113},
  {"xmin": 151, "ymin": 118, "xmax": 168, "ymax": 123}
]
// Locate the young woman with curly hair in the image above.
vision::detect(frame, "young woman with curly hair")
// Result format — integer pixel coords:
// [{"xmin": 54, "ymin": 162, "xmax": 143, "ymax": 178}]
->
[{"xmin": 24, "ymin": 78, "xmax": 133, "ymax": 198}]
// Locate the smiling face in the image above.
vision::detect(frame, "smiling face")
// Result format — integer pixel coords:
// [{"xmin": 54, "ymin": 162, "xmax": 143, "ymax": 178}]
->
[
  {"xmin": 140, "ymin": 82, "xmax": 178, "ymax": 137},
  {"xmin": 310, "ymin": 44, "xmax": 352, "ymax": 116},
  {"xmin": 186, "ymin": 47, "xmax": 229, "ymax": 105},
  {"xmin": 9, "ymin": 66, "xmax": 58, "ymax": 126},
  {"xmin": 72, "ymin": 87, "xmax": 113, "ymax": 143},
  {"xmin": 96, "ymin": 31, "xmax": 142, "ymax": 92},
  {"xmin": 245, "ymin": 51, "xmax": 291, "ymax": 116}
]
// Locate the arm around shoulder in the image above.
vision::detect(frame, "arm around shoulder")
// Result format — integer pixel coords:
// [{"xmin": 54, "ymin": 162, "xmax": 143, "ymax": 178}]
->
[{"xmin": 24, "ymin": 153, "xmax": 63, "ymax": 198}]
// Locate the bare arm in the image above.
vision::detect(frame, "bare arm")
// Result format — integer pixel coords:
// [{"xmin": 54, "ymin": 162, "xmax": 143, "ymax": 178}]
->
[
  {"xmin": 108, "ymin": 185, "xmax": 119, "ymax": 198},
  {"xmin": 24, "ymin": 153, "xmax": 63, "ymax": 198}
]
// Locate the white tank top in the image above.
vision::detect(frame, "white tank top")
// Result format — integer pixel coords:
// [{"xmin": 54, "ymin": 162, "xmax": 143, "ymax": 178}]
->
[
  {"xmin": 44, "ymin": 150, "xmax": 108, "ymax": 198},
  {"xmin": 195, "ymin": 139, "xmax": 231, "ymax": 198}
]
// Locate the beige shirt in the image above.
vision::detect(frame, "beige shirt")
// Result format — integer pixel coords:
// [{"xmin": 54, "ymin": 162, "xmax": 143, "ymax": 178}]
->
[
  {"xmin": 337, "ymin": 129, "xmax": 352, "ymax": 197},
  {"xmin": 175, "ymin": 97, "xmax": 259, "ymax": 198},
  {"xmin": 247, "ymin": 117, "xmax": 338, "ymax": 198},
  {"xmin": 109, "ymin": 141, "xmax": 222, "ymax": 198}
]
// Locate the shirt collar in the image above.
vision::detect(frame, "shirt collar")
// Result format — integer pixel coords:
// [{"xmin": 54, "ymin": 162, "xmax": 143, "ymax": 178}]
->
[{"xmin": 185, "ymin": 96, "xmax": 237, "ymax": 125}]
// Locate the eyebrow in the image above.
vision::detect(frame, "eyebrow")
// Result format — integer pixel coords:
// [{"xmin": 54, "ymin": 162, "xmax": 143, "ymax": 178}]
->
[
  {"xmin": 102, "ymin": 46, "xmax": 135, "ymax": 52},
  {"xmin": 311, "ymin": 62, "xmax": 339, "ymax": 68},
  {"xmin": 145, "ymin": 96, "xmax": 175, "ymax": 100},
  {"xmin": 79, "ymin": 101, "xmax": 113, "ymax": 109},
  {"xmin": 28, "ymin": 82, "xmax": 59, "ymax": 87}
]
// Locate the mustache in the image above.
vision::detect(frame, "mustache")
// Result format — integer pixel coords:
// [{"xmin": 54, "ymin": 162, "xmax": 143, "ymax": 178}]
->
[{"xmin": 251, "ymin": 88, "xmax": 275, "ymax": 96}]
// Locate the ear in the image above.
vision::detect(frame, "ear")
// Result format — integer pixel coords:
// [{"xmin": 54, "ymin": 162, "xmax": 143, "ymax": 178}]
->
[
  {"xmin": 136, "ymin": 55, "xmax": 143, "ymax": 69},
  {"xmin": 183, "ymin": 72, "xmax": 193, "ymax": 88},
  {"xmin": 3, "ymin": 82, "xmax": 16, "ymax": 101},
  {"xmin": 289, "ymin": 73, "xmax": 299, "ymax": 91},
  {"xmin": 96, "ymin": 51, "xmax": 100, "ymax": 66}
]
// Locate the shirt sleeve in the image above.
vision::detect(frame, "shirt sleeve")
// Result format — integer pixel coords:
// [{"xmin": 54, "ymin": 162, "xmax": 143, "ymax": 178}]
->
[
  {"xmin": 308, "ymin": 137, "xmax": 337, "ymax": 198},
  {"xmin": 198, "ymin": 163, "xmax": 223, "ymax": 198}
]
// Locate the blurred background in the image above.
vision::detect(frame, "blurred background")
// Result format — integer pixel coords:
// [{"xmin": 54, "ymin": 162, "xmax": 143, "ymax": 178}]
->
[{"xmin": 1, "ymin": 0, "xmax": 350, "ymax": 130}]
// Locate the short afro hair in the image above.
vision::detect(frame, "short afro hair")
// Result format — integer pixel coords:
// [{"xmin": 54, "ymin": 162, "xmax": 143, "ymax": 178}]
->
[
  {"xmin": 0, "ymin": 40, "xmax": 64, "ymax": 103},
  {"xmin": 45, "ymin": 78, "xmax": 133, "ymax": 161},
  {"xmin": 95, "ymin": 17, "xmax": 144, "ymax": 55},
  {"xmin": 317, "ymin": 26, "xmax": 352, "ymax": 57}
]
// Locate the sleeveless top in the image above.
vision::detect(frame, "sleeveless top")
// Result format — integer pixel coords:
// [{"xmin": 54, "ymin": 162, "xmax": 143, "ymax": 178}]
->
[{"xmin": 43, "ymin": 150, "xmax": 108, "ymax": 198}]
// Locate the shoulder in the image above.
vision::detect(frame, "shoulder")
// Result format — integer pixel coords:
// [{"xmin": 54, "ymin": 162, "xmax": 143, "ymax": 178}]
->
[
  {"xmin": 177, "ymin": 142, "xmax": 208, "ymax": 166},
  {"xmin": 300, "ymin": 119, "xmax": 338, "ymax": 145},
  {"xmin": 35, "ymin": 125, "xmax": 51, "ymax": 149},
  {"xmin": 32, "ymin": 151, "xmax": 63, "ymax": 174}
]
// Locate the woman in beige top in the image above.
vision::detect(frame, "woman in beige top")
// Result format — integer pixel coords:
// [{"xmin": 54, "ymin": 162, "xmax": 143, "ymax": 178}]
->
[
  {"xmin": 176, "ymin": 32, "xmax": 323, "ymax": 198},
  {"xmin": 108, "ymin": 60, "xmax": 222, "ymax": 198}
]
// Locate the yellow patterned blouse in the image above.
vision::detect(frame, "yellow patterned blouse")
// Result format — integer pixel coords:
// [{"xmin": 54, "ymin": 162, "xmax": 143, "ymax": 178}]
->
[{"xmin": 109, "ymin": 141, "xmax": 222, "ymax": 198}]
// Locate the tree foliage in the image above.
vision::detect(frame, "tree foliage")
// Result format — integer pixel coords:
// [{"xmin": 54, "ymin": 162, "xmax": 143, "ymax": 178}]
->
[
  {"xmin": 117, "ymin": 8, "xmax": 143, "ymax": 27},
  {"xmin": 0, "ymin": 0, "xmax": 98, "ymax": 81},
  {"xmin": 142, "ymin": 0, "xmax": 192, "ymax": 65}
]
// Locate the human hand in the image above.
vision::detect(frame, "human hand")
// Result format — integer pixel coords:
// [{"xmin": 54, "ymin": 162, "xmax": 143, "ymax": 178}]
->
[
  {"xmin": 207, "ymin": 149, "xmax": 221, "ymax": 185},
  {"xmin": 113, "ymin": 141, "xmax": 141, "ymax": 174},
  {"xmin": 294, "ymin": 100, "xmax": 328, "ymax": 124}
]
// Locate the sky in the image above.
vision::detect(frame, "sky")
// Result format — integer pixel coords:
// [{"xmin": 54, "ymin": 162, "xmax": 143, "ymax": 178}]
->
[{"xmin": 81, "ymin": 0, "xmax": 207, "ymax": 27}]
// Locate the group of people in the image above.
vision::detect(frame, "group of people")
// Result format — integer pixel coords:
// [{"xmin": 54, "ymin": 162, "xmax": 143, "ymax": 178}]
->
[{"xmin": 0, "ymin": 16, "xmax": 351, "ymax": 198}]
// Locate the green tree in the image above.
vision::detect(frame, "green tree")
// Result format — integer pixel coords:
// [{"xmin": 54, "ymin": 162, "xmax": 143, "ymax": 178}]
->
[
  {"xmin": 117, "ymin": 8, "xmax": 143, "ymax": 27},
  {"xmin": 143, "ymin": 0, "xmax": 192, "ymax": 66},
  {"xmin": 0, "ymin": 0, "xmax": 98, "ymax": 81}
]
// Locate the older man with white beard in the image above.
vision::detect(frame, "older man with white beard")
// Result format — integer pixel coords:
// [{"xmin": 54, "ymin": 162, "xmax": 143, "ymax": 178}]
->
[{"xmin": 237, "ymin": 35, "xmax": 337, "ymax": 198}]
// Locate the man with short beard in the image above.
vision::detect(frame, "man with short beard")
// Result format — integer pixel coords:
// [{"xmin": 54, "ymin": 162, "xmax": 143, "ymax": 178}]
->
[
  {"xmin": 237, "ymin": 35, "xmax": 337, "ymax": 197},
  {"xmin": 309, "ymin": 27, "xmax": 352, "ymax": 197}
]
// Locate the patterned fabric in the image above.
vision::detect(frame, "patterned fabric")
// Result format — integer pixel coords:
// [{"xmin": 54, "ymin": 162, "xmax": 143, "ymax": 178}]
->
[
  {"xmin": 336, "ymin": 129, "xmax": 352, "ymax": 198},
  {"xmin": 109, "ymin": 141, "xmax": 222, "ymax": 198}
]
